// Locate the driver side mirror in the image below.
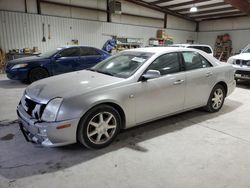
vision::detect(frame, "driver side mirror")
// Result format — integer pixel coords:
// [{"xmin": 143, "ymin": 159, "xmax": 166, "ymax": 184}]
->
[
  {"xmin": 142, "ymin": 70, "xmax": 161, "ymax": 81},
  {"xmin": 54, "ymin": 53, "xmax": 62, "ymax": 59}
]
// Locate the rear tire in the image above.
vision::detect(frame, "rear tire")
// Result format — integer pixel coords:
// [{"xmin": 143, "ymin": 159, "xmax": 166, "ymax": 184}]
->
[
  {"xmin": 28, "ymin": 68, "xmax": 49, "ymax": 83},
  {"xmin": 204, "ymin": 84, "xmax": 225, "ymax": 113},
  {"xmin": 77, "ymin": 105, "xmax": 121, "ymax": 149}
]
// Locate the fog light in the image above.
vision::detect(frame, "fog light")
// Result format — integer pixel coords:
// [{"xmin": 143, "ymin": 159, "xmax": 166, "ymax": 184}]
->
[{"xmin": 39, "ymin": 127, "xmax": 47, "ymax": 137}]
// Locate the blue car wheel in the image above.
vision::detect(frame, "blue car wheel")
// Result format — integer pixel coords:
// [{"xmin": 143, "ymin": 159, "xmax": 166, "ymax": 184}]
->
[{"xmin": 28, "ymin": 68, "xmax": 49, "ymax": 83}]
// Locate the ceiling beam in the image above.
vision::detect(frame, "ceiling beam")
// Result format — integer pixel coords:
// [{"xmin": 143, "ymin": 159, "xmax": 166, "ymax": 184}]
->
[
  {"xmin": 224, "ymin": 0, "xmax": 250, "ymax": 15},
  {"xmin": 185, "ymin": 7, "xmax": 236, "ymax": 15},
  {"xmin": 201, "ymin": 14, "xmax": 248, "ymax": 21},
  {"xmin": 150, "ymin": 0, "xmax": 174, "ymax": 5},
  {"xmin": 124, "ymin": 0, "xmax": 196, "ymax": 22},
  {"xmin": 190, "ymin": 11, "xmax": 243, "ymax": 19},
  {"xmin": 174, "ymin": 2, "xmax": 227, "ymax": 12},
  {"xmin": 162, "ymin": 0, "xmax": 211, "ymax": 9}
]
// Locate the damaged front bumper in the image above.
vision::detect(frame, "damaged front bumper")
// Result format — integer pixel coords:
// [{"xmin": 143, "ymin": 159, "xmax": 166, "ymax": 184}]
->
[{"xmin": 17, "ymin": 104, "xmax": 80, "ymax": 147}]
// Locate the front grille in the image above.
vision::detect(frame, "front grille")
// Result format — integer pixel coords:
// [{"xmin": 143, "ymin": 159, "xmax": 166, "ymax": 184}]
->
[
  {"xmin": 6, "ymin": 63, "xmax": 13, "ymax": 70},
  {"xmin": 235, "ymin": 70, "xmax": 250, "ymax": 76},
  {"xmin": 21, "ymin": 95, "xmax": 46, "ymax": 119},
  {"xmin": 235, "ymin": 59, "xmax": 250, "ymax": 66}
]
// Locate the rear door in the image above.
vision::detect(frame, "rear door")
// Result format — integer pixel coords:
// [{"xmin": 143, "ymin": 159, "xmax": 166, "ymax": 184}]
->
[
  {"xmin": 79, "ymin": 47, "xmax": 103, "ymax": 70},
  {"xmin": 181, "ymin": 51, "xmax": 215, "ymax": 109},
  {"xmin": 52, "ymin": 47, "xmax": 80, "ymax": 75}
]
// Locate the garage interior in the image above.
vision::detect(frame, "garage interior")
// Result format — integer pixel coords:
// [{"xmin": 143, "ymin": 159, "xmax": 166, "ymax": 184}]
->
[{"xmin": 1, "ymin": 0, "xmax": 250, "ymax": 187}]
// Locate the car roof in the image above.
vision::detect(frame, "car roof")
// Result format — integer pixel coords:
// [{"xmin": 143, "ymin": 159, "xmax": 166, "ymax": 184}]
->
[
  {"xmin": 124, "ymin": 47, "xmax": 200, "ymax": 54},
  {"xmin": 59, "ymin": 45, "xmax": 98, "ymax": 49},
  {"xmin": 172, "ymin": 44, "xmax": 212, "ymax": 47}
]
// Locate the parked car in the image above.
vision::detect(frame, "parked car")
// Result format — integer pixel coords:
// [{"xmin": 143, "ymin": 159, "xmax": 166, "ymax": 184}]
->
[
  {"xmin": 17, "ymin": 47, "xmax": 235, "ymax": 149},
  {"xmin": 170, "ymin": 44, "xmax": 214, "ymax": 56},
  {"xmin": 227, "ymin": 44, "xmax": 250, "ymax": 81},
  {"xmin": 5, "ymin": 46, "xmax": 110, "ymax": 83}
]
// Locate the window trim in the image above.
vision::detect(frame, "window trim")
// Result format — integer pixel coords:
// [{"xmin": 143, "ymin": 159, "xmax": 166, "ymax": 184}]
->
[
  {"xmin": 138, "ymin": 52, "xmax": 182, "ymax": 81},
  {"xmin": 59, "ymin": 47, "xmax": 80, "ymax": 58},
  {"xmin": 80, "ymin": 47, "xmax": 101, "ymax": 56},
  {"xmin": 180, "ymin": 51, "xmax": 213, "ymax": 72}
]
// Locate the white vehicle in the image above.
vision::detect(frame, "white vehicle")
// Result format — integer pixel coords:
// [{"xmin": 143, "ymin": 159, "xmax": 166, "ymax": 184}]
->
[
  {"xmin": 227, "ymin": 44, "xmax": 250, "ymax": 81},
  {"xmin": 171, "ymin": 44, "xmax": 214, "ymax": 56}
]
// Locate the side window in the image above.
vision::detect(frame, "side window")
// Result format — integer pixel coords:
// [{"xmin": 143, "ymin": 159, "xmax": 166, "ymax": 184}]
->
[
  {"xmin": 80, "ymin": 47, "xmax": 100, "ymax": 56},
  {"xmin": 147, "ymin": 53, "xmax": 180, "ymax": 76},
  {"xmin": 182, "ymin": 51, "xmax": 212, "ymax": 71},
  {"xmin": 203, "ymin": 47, "xmax": 212, "ymax": 54},
  {"xmin": 188, "ymin": 46, "xmax": 212, "ymax": 54},
  {"xmin": 60, "ymin": 47, "xmax": 79, "ymax": 57},
  {"xmin": 188, "ymin": 46, "xmax": 202, "ymax": 51}
]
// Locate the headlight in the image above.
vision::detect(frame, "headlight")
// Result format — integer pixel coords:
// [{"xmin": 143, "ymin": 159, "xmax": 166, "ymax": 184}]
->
[
  {"xmin": 11, "ymin": 63, "xmax": 28, "ymax": 69},
  {"xmin": 41, "ymin": 98, "xmax": 63, "ymax": 122},
  {"xmin": 227, "ymin": 58, "xmax": 234, "ymax": 64}
]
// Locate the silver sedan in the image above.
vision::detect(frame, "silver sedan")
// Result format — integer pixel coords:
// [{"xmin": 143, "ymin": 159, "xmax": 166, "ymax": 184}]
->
[{"xmin": 17, "ymin": 47, "xmax": 236, "ymax": 149}]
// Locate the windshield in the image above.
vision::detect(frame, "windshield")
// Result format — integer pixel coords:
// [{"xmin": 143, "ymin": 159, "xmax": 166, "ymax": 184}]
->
[
  {"xmin": 37, "ymin": 48, "xmax": 62, "ymax": 58},
  {"xmin": 242, "ymin": 44, "xmax": 250, "ymax": 53},
  {"xmin": 90, "ymin": 52, "xmax": 154, "ymax": 78}
]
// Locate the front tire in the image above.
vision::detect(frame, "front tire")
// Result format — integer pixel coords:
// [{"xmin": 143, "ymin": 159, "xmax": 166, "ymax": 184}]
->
[
  {"xmin": 28, "ymin": 68, "xmax": 49, "ymax": 83},
  {"xmin": 77, "ymin": 105, "xmax": 121, "ymax": 149},
  {"xmin": 205, "ymin": 84, "xmax": 226, "ymax": 113}
]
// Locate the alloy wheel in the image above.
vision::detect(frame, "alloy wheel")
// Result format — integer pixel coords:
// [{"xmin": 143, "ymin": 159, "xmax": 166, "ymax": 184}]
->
[
  {"xmin": 211, "ymin": 88, "xmax": 224, "ymax": 110},
  {"xmin": 87, "ymin": 112, "xmax": 117, "ymax": 145}
]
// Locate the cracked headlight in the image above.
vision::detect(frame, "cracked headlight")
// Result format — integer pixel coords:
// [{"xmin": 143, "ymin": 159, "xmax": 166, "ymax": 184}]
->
[
  {"xmin": 11, "ymin": 63, "xmax": 28, "ymax": 69},
  {"xmin": 41, "ymin": 98, "xmax": 63, "ymax": 122}
]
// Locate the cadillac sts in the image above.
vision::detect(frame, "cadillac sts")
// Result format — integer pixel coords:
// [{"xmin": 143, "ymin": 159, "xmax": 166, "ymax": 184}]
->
[{"xmin": 17, "ymin": 47, "xmax": 236, "ymax": 149}]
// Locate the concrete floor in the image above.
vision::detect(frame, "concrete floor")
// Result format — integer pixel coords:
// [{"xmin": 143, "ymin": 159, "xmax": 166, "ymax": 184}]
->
[{"xmin": 1, "ymin": 74, "xmax": 250, "ymax": 188}]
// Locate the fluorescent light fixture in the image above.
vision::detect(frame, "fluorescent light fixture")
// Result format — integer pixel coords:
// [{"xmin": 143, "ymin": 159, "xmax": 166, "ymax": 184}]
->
[{"xmin": 190, "ymin": 5, "xmax": 197, "ymax": 12}]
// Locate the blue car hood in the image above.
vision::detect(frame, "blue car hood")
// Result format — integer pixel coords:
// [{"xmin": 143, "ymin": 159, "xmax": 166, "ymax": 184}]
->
[{"xmin": 8, "ymin": 56, "xmax": 47, "ymax": 65}]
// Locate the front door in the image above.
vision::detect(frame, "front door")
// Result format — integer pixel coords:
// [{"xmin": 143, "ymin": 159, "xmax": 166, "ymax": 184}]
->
[
  {"xmin": 134, "ymin": 52, "xmax": 186, "ymax": 124},
  {"xmin": 52, "ymin": 47, "xmax": 80, "ymax": 75}
]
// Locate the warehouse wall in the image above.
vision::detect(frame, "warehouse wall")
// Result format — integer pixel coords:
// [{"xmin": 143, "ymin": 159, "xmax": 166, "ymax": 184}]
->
[
  {"xmin": 0, "ymin": 0, "xmax": 197, "ymax": 29},
  {"xmin": 0, "ymin": 11, "xmax": 197, "ymax": 53},
  {"xmin": 0, "ymin": 0, "xmax": 197, "ymax": 53},
  {"xmin": 197, "ymin": 16, "xmax": 250, "ymax": 53}
]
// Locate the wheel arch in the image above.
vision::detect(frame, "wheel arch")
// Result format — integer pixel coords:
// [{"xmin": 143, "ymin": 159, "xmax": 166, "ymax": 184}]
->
[
  {"xmin": 78, "ymin": 101, "xmax": 126, "ymax": 130},
  {"xmin": 215, "ymin": 81, "xmax": 228, "ymax": 96}
]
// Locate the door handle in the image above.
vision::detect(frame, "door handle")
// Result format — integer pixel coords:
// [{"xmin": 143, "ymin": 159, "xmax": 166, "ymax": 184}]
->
[
  {"xmin": 173, "ymin": 80, "xmax": 184, "ymax": 85},
  {"xmin": 206, "ymin": 72, "xmax": 213, "ymax": 77}
]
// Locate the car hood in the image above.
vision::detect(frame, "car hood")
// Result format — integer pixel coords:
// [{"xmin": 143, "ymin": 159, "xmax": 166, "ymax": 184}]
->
[
  {"xmin": 25, "ymin": 70, "xmax": 124, "ymax": 103},
  {"xmin": 8, "ymin": 56, "xmax": 46, "ymax": 65},
  {"xmin": 231, "ymin": 53, "xmax": 250, "ymax": 61}
]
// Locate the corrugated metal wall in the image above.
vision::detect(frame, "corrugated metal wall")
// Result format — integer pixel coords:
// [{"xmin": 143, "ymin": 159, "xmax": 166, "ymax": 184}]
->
[{"xmin": 0, "ymin": 11, "xmax": 197, "ymax": 53}]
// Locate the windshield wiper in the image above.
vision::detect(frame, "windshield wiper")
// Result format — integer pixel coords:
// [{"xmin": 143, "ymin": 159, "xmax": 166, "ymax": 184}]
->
[
  {"xmin": 86, "ymin": 68, "xmax": 95, "ymax": 72},
  {"xmin": 95, "ymin": 70, "xmax": 114, "ymax": 76},
  {"xmin": 86, "ymin": 68, "xmax": 114, "ymax": 76}
]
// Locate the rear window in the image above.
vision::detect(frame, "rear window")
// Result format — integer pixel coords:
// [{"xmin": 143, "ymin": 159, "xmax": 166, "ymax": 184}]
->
[{"xmin": 188, "ymin": 46, "xmax": 212, "ymax": 54}]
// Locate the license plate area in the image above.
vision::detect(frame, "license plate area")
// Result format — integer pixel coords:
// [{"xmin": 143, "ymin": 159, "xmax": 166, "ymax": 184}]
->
[{"xmin": 20, "ymin": 118, "xmax": 39, "ymax": 135}]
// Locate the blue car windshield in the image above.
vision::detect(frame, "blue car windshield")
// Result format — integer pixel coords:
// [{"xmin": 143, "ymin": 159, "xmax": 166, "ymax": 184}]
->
[
  {"xmin": 37, "ymin": 48, "xmax": 62, "ymax": 58},
  {"xmin": 90, "ymin": 51, "xmax": 154, "ymax": 78}
]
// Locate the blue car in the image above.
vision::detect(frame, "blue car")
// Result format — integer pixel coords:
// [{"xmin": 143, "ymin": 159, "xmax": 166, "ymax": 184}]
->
[{"xmin": 5, "ymin": 46, "xmax": 110, "ymax": 83}]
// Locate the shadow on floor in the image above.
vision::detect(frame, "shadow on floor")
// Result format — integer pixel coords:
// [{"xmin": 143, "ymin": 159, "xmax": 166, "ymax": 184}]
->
[
  {"xmin": 0, "ymin": 79, "xmax": 27, "ymax": 89},
  {"xmin": 0, "ymin": 98, "xmax": 242, "ymax": 180}
]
